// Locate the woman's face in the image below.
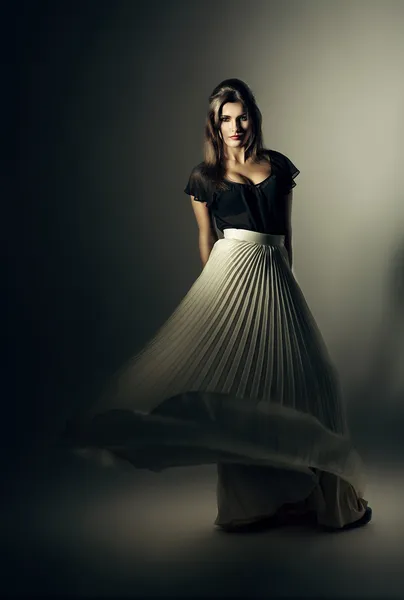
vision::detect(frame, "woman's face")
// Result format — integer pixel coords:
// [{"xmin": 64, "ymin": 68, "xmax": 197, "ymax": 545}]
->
[{"xmin": 219, "ymin": 101, "xmax": 250, "ymax": 147}]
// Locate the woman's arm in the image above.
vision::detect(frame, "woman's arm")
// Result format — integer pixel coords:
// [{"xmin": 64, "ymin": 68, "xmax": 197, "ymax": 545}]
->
[
  {"xmin": 190, "ymin": 196, "xmax": 219, "ymax": 267},
  {"xmin": 284, "ymin": 189, "xmax": 293, "ymax": 268}
]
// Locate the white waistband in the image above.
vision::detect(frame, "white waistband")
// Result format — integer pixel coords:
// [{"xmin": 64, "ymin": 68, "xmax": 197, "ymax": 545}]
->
[{"xmin": 223, "ymin": 228, "xmax": 285, "ymax": 246}]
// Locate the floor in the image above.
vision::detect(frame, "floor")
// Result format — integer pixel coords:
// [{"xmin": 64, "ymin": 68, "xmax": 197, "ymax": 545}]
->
[{"xmin": 3, "ymin": 441, "xmax": 404, "ymax": 598}]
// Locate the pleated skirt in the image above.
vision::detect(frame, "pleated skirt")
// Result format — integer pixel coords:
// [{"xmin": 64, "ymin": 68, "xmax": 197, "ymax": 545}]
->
[{"xmin": 66, "ymin": 228, "xmax": 368, "ymax": 528}]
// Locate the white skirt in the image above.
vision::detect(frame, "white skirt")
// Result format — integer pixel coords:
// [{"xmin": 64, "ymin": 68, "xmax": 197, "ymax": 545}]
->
[{"xmin": 67, "ymin": 228, "xmax": 368, "ymax": 527}]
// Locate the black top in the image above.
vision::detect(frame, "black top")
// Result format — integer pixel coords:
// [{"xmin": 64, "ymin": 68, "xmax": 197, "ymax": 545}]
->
[{"xmin": 183, "ymin": 149, "xmax": 299, "ymax": 235}]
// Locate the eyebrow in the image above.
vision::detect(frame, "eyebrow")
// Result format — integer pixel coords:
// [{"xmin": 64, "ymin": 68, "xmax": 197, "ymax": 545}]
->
[{"xmin": 221, "ymin": 112, "xmax": 248, "ymax": 117}]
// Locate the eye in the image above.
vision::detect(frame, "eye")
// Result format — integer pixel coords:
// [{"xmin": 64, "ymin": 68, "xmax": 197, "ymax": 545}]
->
[{"xmin": 220, "ymin": 115, "xmax": 248, "ymax": 122}]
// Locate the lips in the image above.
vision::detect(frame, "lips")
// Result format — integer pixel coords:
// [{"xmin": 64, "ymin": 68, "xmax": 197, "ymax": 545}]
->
[{"xmin": 230, "ymin": 135, "xmax": 242, "ymax": 139}]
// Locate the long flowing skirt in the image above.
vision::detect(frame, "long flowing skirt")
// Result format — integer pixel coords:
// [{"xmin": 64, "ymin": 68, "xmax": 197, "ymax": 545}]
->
[{"xmin": 66, "ymin": 228, "xmax": 368, "ymax": 528}]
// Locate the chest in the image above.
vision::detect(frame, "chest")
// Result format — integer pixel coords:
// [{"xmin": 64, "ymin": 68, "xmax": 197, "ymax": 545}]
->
[
  {"xmin": 215, "ymin": 177, "xmax": 282, "ymax": 218},
  {"xmin": 225, "ymin": 160, "xmax": 272, "ymax": 185}
]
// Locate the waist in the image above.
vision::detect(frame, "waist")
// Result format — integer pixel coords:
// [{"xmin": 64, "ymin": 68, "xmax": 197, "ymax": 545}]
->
[{"xmin": 223, "ymin": 228, "xmax": 285, "ymax": 246}]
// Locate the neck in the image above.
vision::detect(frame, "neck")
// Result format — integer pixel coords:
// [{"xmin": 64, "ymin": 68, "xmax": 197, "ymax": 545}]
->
[{"xmin": 224, "ymin": 147, "xmax": 247, "ymax": 164}]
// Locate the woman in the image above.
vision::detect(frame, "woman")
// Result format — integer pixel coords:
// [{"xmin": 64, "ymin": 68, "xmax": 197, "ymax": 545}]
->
[{"xmin": 67, "ymin": 78, "xmax": 372, "ymax": 533}]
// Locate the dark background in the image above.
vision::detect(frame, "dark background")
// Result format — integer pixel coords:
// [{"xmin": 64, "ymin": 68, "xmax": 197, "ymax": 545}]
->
[{"xmin": 5, "ymin": 0, "xmax": 209, "ymax": 460}]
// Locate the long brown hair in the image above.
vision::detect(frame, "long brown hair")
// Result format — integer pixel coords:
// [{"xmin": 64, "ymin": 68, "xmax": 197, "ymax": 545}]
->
[{"xmin": 202, "ymin": 78, "xmax": 270, "ymax": 191}]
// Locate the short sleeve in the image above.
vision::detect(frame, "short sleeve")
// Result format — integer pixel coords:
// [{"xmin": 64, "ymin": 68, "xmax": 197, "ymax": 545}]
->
[
  {"xmin": 184, "ymin": 164, "xmax": 212, "ymax": 205},
  {"xmin": 282, "ymin": 154, "xmax": 300, "ymax": 193}
]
